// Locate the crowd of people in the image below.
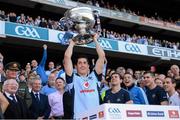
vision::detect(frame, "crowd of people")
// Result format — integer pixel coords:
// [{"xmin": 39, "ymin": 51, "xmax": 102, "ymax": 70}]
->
[
  {"xmin": 81, "ymin": 0, "xmax": 180, "ymax": 25},
  {"xmin": 0, "ymin": 33, "xmax": 180, "ymax": 118},
  {"xmin": 1, "ymin": 9, "xmax": 180, "ymax": 50}
]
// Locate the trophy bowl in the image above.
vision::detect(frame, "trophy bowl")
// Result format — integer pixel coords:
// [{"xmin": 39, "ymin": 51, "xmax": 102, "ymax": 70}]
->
[{"xmin": 60, "ymin": 7, "xmax": 101, "ymax": 45}]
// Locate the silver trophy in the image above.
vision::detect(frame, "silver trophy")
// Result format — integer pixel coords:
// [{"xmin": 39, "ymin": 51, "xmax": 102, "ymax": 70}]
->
[{"xmin": 60, "ymin": 7, "xmax": 101, "ymax": 45}]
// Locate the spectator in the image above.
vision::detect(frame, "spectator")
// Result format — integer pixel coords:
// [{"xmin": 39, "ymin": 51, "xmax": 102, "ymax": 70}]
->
[
  {"xmin": 5, "ymin": 62, "xmax": 20, "ymax": 80},
  {"xmin": 39, "ymin": 17, "xmax": 47, "ymax": 28},
  {"xmin": 170, "ymin": 64, "xmax": 180, "ymax": 80},
  {"xmin": 48, "ymin": 77, "xmax": 65, "ymax": 119},
  {"xmin": 33, "ymin": 44, "xmax": 48, "ymax": 85},
  {"xmin": 163, "ymin": 77, "xmax": 180, "ymax": 106},
  {"xmin": 175, "ymin": 80, "xmax": 180, "ymax": 97},
  {"xmin": 64, "ymin": 34, "xmax": 105, "ymax": 118},
  {"xmin": 8, "ymin": 12, "xmax": 17, "ymax": 22},
  {"xmin": 143, "ymin": 71, "xmax": 168, "ymax": 105},
  {"xmin": 17, "ymin": 73, "xmax": 28, "ymax": 99},
  {"xmin": 116, "ymin": 66, "xmax": 126, "ymax": 78},
  {"xmin": 0, "ymin": 10, "xmax": 6, "ymax": 20},
  {"xmin": 102, "ymin": 72, "xmax": 133, "ymax": 104},
  {"xmin": 31, "ymin": 60, "xmax": 38, "ymax": 72},
  {"xmin": 155, "ymin": 78, "xmax": 163, "ymax": 88},
  {"xmin": 3, "ymin": 79, "xmax": 29, "ymax": 119},
  {"xmin": 40, "ymin": 73, "xmax": 57, "ymax": 95},
  {"xmin": 34, "ymin": 16, "xmax": 41, "ymax": 26},
  {"xmin": 123, "ymin": 72, "xmax": 148, "ymax": 104},
  {"xmin": 45, "ymin": 61, "xmax": 55, "ymax": 76},
  {"xmin": 29, "ymin": 77, "xmax": 50, "ymax": 119},
  {"xmin": 167, "ymin": 70, "xmax": 174, "ymax": 78},
  {"xmin": 17, "ymin": 13, "xmax": 26, "ymax": 24},
  {"xmin": 25, "ymin": 63, "xmax": 31, "ymax": 78}
]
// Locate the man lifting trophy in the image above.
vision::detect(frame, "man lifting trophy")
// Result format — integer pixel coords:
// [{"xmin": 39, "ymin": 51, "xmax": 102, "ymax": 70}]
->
[{"xmin": 60, "ymin": 7, "xmax": 101, "ymax": 45}]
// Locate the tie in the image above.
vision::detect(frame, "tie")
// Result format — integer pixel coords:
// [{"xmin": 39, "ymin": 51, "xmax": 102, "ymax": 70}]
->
[
  {"xmin": 10, "ymin": 95, "xmax": 17, "ymax": 103},
  {"xmin": 35, "ymin": 93, "xmax": 40, "ymax": 102}
]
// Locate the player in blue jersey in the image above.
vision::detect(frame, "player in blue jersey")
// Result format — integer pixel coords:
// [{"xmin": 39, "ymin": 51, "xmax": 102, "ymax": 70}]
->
[{"xmin": 63, "ymin": 34, "xmax": 105, "ymax": 119}]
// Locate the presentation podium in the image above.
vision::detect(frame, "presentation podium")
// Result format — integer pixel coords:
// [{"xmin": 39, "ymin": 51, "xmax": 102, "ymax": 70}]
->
[{"xmin": 78, "ymin": 103, "xmax": 180, "ymax": 120}]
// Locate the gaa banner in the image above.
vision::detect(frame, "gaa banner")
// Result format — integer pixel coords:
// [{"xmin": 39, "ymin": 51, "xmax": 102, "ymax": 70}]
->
[{"xmin": 5, "ymin": 22, "xmax": 48, "ymax": 41}]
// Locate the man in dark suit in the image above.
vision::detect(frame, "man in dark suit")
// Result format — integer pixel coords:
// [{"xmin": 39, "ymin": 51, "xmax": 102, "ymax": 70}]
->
[
  {"xmin": 29, "ymin": 76, "xmax": 50, "ymax": 119},
  {"xmin": 3, "ymin": 79, "xmax": 29, "ymax": 119}
]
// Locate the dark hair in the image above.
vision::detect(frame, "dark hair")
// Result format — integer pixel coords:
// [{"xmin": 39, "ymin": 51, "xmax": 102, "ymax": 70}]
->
[
  {"xmin": 143, "ymin": 71, "xmax": 155, "ymax": 77},
  {"xmin": 75, "ymin": 54, "xmax": 90, "ymax": 65},
  {"xmin": 56, "ymin": 77, "xmax": 65, "ymax": 83},
  {"xmin": 111, "ymin": 72, "xmax": 122, "ymax": 79},
  {"xmin": 166, "ymin": 77, "xmax": 176, "ymax": 84},
  {"xmin": 175, "ymin": 80, "xmax": 180, "ymax": 90},
  {"xmin": 124, "ymin": 72, "xmax": 133, "ymax": 77}
]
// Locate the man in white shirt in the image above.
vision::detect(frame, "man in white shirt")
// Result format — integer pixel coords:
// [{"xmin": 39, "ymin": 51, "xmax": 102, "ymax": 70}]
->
[{"xmin": 163, "ymin": 77, "xmax": 180, "ymax": 106}]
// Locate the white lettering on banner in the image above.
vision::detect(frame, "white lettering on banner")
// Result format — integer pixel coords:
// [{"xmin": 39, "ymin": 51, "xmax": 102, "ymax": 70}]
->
[
  {"xmin": 15, "ymin": 26, "xmax": 40, "ymax": 38},
  {"xmin": 152, "ymin": 47, "xmax": 180, "ymax": 59},
  {"xmin": 99, "ymin": 39, "xmax": 112, "ymax": 49},
  {"xmin": 152, "ymin": 48, "xmax": 163, "ymax": 56}
]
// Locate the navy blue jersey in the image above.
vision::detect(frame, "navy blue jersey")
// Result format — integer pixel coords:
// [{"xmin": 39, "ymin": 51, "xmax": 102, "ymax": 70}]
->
[
  {"xmin": 103, "ymin": 88, "xmax": 130, "ymax": 103},
  {"xmin": 146, "ymin": 86, "xmax": 168, "ymax": 105}
]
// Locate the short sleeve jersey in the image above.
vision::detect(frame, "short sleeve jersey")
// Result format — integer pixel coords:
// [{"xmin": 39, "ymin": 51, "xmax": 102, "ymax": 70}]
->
[
  {"xmin": 146, "ymin": 86, "xmax": 168, "ymax": 105},
  {"xmin": 103, "ymin": 88, "xmax": 131, "ymax": 103}
]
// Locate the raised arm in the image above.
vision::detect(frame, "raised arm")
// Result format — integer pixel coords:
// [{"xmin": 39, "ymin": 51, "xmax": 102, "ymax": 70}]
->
[
  {"xmin": 64, "ymin": 40, "xmax": 75, "ymax": 76},
  {"xmin": 0, "ymin": 53, "xmax": 4, "ymax": 63},
  {"xmin": 0, "ymin": 92, "xmax": 9, "ymax": 113},
  {"xmin": 94, "ymin": 34, "xmax": 106, "ymax": 75},
  {"xmin": 37, "ymin": 44, "xmax": 48, "ymax": 85},
  {"xmin": 39, "ymin": 44, "xmax": 47, "ymax": 68}
]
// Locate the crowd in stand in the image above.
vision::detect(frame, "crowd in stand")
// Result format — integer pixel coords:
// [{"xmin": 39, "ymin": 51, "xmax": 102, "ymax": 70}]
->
[
  {"xmin": 82, "ymin": 0, "xmax": 180, "ymax": 25},
  {"xmin": 0, "ymin": 40, "xmax": 180, "ymax": 119},
  {"xmin": 1, "ymin": 9, "xmax": 180, "ymax": 50}
]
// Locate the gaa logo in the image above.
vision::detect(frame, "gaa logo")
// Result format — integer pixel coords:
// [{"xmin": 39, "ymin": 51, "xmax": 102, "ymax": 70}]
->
[
  {"xmin": 15, "ymin": 26, "xmax": 40, "ymax": 38},
  {"xmin": 108, "ymin": 107, "xmax": 121, "ymax": 113},
  {"xmin": 125, "ymin": 44, "xmax": 141, "ymax": 53}
]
